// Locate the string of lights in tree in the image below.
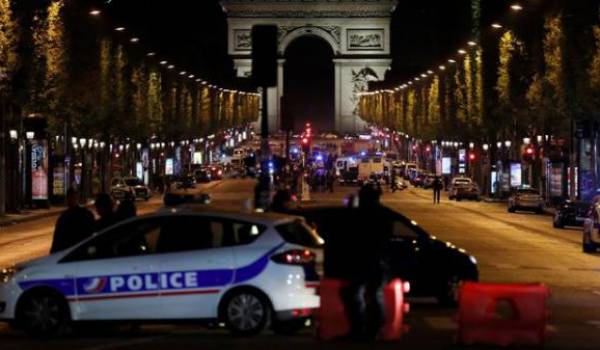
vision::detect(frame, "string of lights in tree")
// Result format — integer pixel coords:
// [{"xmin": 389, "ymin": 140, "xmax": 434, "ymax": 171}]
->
[
  {"xmin": 359, "ymin": 2, "xmax": 526, "ymax": 149},
  {"xmin": 359, "ymin": 2, "xmax": 524, "ymax": 97},
  {"xmin": 87, "ymin": 6, "xmax": 260, "ymax": 97}
]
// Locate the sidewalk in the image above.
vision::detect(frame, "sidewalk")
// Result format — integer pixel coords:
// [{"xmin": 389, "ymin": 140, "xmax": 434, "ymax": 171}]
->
[
  {"xmin": 0, "ymin": 202, "xmax": 93, "ymax": 228},
  {"xmin": 0, "ymin": 180, "xmax": 224, "ymax": 228}
]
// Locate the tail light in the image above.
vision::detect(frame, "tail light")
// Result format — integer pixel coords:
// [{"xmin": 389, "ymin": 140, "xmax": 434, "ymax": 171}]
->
[{"xmin": 271, "ymin": 249, "xmax": 316, "ymax": 265}]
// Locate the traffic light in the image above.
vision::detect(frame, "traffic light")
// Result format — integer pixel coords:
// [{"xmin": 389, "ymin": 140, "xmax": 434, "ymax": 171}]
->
[
  {"xmin": 301, "ymin": 137, "xmax": 310, "ymax": 154},
  {"xmin": 469, "ymin": 153, "xmax": 476, "ymax": 161},
  {"xmin": 523, "ymin": 146, "xmax": 535, "ymax": 160}
]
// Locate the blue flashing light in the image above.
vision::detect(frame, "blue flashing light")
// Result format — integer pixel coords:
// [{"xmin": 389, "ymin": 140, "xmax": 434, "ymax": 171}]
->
[
  {"xmin": 360, "ymin": 151, "xmax": 367, "ymax": 157},
  {"xmin": 316, "ymin": 154, "xmax": 323, "ymax": 161},
  {"xmin": 268, "ymin": 161, "xmax": 274, "ymax": 168}
]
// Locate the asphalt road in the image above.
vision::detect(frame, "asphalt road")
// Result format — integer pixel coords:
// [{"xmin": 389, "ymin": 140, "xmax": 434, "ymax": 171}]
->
[{"xmin": 1, "ymin": 179, "xmax": 600, "ymax": 349}]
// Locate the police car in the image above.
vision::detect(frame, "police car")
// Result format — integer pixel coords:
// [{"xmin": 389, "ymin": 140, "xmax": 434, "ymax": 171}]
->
[{"xmin": 0, "ymin": 209, "xmax": 323, "ymax": 336}]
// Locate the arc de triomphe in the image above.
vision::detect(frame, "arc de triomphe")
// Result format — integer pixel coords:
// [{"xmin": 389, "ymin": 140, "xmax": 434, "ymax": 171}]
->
[{"xmin": 221, "ymin": 0, "xmax": 396, "ymax": 134}]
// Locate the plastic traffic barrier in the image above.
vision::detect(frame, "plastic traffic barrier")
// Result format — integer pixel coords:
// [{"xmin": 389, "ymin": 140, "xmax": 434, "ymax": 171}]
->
[
  {"xmin": 316, "ymin": 279, "xmax": 350, "ymax": 340},
  {"xmin": 317, "ymin": 278, "xmax": 409, "ymax": 340},
  {"xmin": 457, "ymin": 282, "xmax": 550, "ymax": 346}
]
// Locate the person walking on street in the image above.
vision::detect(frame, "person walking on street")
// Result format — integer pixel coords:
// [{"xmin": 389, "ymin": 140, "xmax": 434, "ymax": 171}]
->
[
  {"xmin": 50, "ymin": 188, "xmax": 95, "ymax": 253},
  {"xmin": 94, "ymin": 193, "xmax": 116, "ymax": 231},
  {"xmin": 433, "ymin": 176, "xmax": 443, "ymax": 204}
]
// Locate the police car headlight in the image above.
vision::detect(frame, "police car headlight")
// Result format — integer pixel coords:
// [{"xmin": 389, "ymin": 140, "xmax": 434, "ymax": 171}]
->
[
  {"xmin": 0, "ymin": 267, "xmax": 17, "ymax": 283},
  {"xmin": 469, "ymin": 255, "xmax": 478, "ymax": 265}
]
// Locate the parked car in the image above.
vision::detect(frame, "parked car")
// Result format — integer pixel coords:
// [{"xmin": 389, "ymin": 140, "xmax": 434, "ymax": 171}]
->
[
  {"xmin": 110, "ymin": 177, "xmax": 151, "ymax": 201},
  {"xmin": 0, "ymin": 210, "xmax": 323, "ymax": 336},
  {"xmin": 298, "ymin": 206, "xmax": 479, "ymax": 305},
  {"xmin": 554, "ymin": 201, "xmax": 592, "ymax": 228},
  {"xmin": 422, "ymin": 174, "xmax": 437, "ymax": 189},
  {"xmin": 508, "ymin": 187, "xmax": 544, "ymax": 214},
  {"xmin": 193, "ymin": 169, "xmax": 211, "ymax": 183},
  {"xmin": 583, "ymin": 204, "xmax": 600, "ymax": 252},
  {"xmin": 174, "ymin": 175, "xmax": 196, "ymax": 190},
  {"xmin": 448, "ymin": 177, "xmax": 478, "ymax": 201},
  {"xmin": 208, "ymin": 165, "xmax": 224, "ymax": 180},
  {"xmin": 411, "ymin": 172, "xmax": 426, "ymax": 187}
]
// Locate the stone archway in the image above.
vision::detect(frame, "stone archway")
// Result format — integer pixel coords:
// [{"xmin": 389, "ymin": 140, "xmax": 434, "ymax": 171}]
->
[
  {"xmin": 283, "ymin": 35, "xmax": 335, "ymax": 132},
  {"xmin": 222, "ymin": 0, "xmax": 395, "ymax": 134}
]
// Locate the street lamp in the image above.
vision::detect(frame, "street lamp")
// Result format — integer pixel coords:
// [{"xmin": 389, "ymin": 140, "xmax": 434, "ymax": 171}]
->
[
  {"xmin": 537, "ymin": 135, "xmax": 543, "ymax": 143},
  {"xmin": 505, "ymin": 140, "xmax": 512, "ymax": 148},
  {"xmin": 523, "ymin": 137, "xmax": 531, "ymax": 145},
  {"xmin": 511, "ymin": 4, "xmax": 523, "ymax": 11},
  {"xmin": 483, "ymin": 144, "xmax": 489, "ymax": 151},
  {"xmin": 469, "ymin": 142, "xmax": 475, "ymax": 149},
  {"xmin": 26, "ymin": 131, "xmax": 35, "ymax": 140},
  {"xmin": 497, "ymin": 141, "xmax": 503, "ymax": 149},
  {"xmin": 9, "ymin": 130, "xmax": 17, "ymax": 140}
]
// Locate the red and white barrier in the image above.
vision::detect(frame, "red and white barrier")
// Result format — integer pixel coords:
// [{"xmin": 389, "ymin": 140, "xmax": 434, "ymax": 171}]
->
[
  {"xmin": 457, "ymin": 282, "xmax": 550, "ymax": 346},
  {"xmin": 316, "ymin": 278, "xmax": 409, "ymax": 340}
]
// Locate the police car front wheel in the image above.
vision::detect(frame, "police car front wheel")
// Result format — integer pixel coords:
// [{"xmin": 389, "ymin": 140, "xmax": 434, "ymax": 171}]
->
[
  {"xmin": 223, "ymin": 291, "xmax": 271, "ymax": 336},
  {"xmin": 16, "ymin": 290, "xmax": 70, "ymax": 337}
]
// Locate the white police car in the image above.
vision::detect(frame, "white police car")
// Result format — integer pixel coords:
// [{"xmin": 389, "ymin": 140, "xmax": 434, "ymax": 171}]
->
[{"xmin": 0, "ymin": 209, "xmax": 322, "ymax": 336}]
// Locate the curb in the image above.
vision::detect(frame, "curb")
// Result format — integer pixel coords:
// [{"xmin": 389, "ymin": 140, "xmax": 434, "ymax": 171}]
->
[{"xmin": 0, "ymin": 202, "xmax": 95, "ymax": 228}]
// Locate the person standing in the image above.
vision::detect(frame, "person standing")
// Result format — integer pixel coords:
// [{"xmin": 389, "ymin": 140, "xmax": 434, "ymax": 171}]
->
[
  {"xmin": 94, "ymin": 193, "xmax": 116, "ymax": 231},
  {"xmin": 433, "ymin": 176, "xmax": 443, "ymax": 205},
  {"xmin": 50, "ymin": 188, "xmax": 95, "ymax": 253},
  {"xmin": 341, "ymin": 184, "xmax": 392, "ymax": 340}
]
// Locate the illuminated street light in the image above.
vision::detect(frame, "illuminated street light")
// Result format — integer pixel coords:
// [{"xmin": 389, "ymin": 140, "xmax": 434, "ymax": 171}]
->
[
  {"xmin": 167, "ymin": 65, "xmax": 175, "ymax": 69},
  {"xmin": 448, "ymin": 59, "xmax": 456, "ymax": 64},
  {"xmin": 159, "ymin": 60, "xmax": 168, "ymax": 65},
  {"xmin": 79, "ymin": 138, "xmax": 87, "ymax": 147},
  {"xmin": 9, "ymin": 130, "xmax": 18, "ymax": 140},
  {"xmin": 179, "ymin": 71, "xmax": 186, "ymax": 76},
  {"xmin": 483, "ymin": 144, "xmax": 489, "ymax": 151},
  {"xmin": 147, "ymin": 52, "xmax": 156, "ymax": 57},
  {"xmin": 89, "ymin": 9, "xmax": 101, "ymax": 16},
  {"xmin": 458, "ymin": 49, "xmax": 467, "ymax": 55},
  {"xmin": 427, "ymin": 70, "xmax": 434, "ymax": 75},
  {"xmin": 115, "ymin": 27, "xmax": 126, "ymax": 32},
  {"xmin": 523, "ymin": 137, "xmax": 531, "ymax": 145},
  {"xmin": 491, "ymin": 23, "xmax": 503, "ymax": 29},
  {"xmin": 505, "ymin": 140, "xmax": 512, "ymax": 148},
  {"xmin": 130, "ymin": 37, "xmax": 140, "ymax": 43},
  {"xmin": 26, "ymin": 131, "xmax": 35, "ymax": 140},
  {"xmin": 511, "ymin": 4, "xmax": 523, "ymax": 11},
  {"xmin": 188, "ymin": 74, "xmax": 195, "ymax": 79},
  {"xmin": 537, "ymin": 135, "xmax": 543, "ymax": 143},
  {"xmin": 497, "ymin": 141, "xmax": 503, "ymax": 148},
  {"xmin": 468, "ymin": 41, "xmax": 477, "ymax": 47},
  {"xmin": 420, "ymin": 73, "xmax": 427, "ymax": 78},
  {"xmin": 439, "ymin": 65, "xmax": 446, "ymax": 70}
]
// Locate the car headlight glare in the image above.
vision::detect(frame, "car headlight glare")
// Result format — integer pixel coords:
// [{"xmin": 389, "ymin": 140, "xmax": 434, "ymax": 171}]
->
[{"xmin": 0, "ymin": 267, "xmax": 17, "ymax": 283}]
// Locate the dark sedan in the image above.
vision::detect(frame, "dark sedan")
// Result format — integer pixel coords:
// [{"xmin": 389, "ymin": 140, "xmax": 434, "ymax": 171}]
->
[
  {"xmin": 298, "ymin": 206, "xmax": 479, "ymax": 305},
  {"xmin": 554, "ymin": 201, "xmax": 592, "ymax": 229}
]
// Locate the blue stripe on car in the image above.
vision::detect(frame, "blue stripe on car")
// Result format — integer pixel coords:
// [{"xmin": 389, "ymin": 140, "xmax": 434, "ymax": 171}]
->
[{"xmin": 18, "ymin": 242, "xmax": 286, "ymax": 297}]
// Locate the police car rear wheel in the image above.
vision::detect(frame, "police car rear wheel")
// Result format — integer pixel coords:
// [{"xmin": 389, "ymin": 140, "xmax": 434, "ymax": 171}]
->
[
  {"xmin": 17, "ymin": 292, "xmax": 69, "ymax": 337},
  {"xmin": 224, "ymin": 292, "xmax": 270, "ymax": 336}
]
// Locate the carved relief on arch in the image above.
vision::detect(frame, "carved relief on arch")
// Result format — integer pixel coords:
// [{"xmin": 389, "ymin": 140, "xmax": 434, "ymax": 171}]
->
[{"xmin": 278, "ymin": 25, "xmax": 341, "ymax": 55}]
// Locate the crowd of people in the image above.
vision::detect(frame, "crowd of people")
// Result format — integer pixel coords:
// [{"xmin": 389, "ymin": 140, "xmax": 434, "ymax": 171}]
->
[{"xmin": 50, "ymin": 188, "xmax": 137, "ymax": 253}]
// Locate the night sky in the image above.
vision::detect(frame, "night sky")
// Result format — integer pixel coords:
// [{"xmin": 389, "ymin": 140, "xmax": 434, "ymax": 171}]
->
[{"xmin": 92, "ymin": 0, "xmax": 508, "ymax": 131}]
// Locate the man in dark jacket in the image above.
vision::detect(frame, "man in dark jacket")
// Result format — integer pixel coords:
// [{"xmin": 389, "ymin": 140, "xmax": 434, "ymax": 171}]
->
[
  {"xmin": 50, "ymin": 188, "xmax": 95, "ymax": 253},
  {"xmin": 94, "ymin": 193, "xmax": 116, "ymax": 232},
  {"xmin": 342, "ymin": 184, "xmax": 392, "ymax": 340}
]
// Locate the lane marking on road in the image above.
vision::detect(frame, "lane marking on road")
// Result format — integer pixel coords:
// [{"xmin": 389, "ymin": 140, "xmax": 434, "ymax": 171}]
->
[
  {"xmin": 79, "ymin": 336, "xmax": 166, "ymax": 350},
  {"xmin": 396, "ymin": 189, "xmax": 582, "ymax": 248}
]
